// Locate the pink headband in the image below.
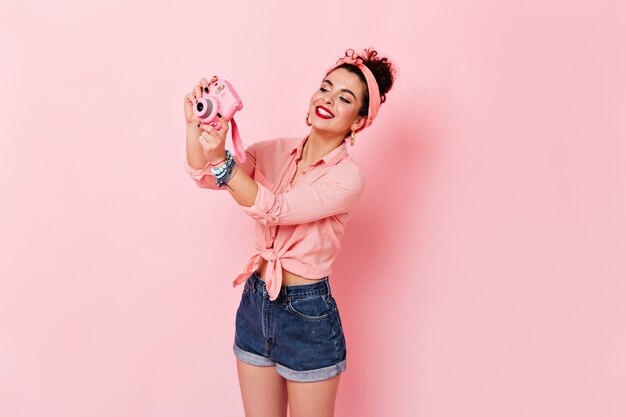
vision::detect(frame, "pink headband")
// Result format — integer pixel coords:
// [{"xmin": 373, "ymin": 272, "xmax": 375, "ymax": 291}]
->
[{"xmin": 326, "ymin": 51, "xmax": 381, "ymax": 131}]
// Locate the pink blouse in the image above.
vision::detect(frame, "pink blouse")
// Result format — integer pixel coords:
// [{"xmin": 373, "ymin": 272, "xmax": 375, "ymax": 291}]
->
[{"xmin": 184, "ymin": 135, "xmax": 366, "ymax": 301}]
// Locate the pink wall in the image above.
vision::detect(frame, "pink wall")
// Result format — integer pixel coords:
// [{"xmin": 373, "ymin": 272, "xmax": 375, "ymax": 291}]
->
[{"xmin": 1, "ymin": 1, "xmax": 625, "ymax": 416}]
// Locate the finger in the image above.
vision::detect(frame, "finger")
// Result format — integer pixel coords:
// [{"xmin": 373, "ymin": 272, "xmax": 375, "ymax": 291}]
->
[
  {"xmin": 199, "ymin": 131, "xmax": 214, "ymax": 143},
  {"xmin": 193, "ymin": 84, "xmax": 202, "ymax": 98},
  {"xmin": 214, "ymin": 116, "xmax": 229, "ymax": 136},
  {"xmin": 199, "ymin": 76, "xmax": 217, "ymax": 87},
  {"xmin": 217, "ymin": 114, "xmax": 229, "ymax": 130},
  {"xmin": 200, "ymin": 76, "xmax": 218, "ymax": 91},
  {"xmin": 199, "ymin": 124, "xmax": 220, "ymax": 139},
  {"xmin": 185, "ymin": 92, "xmax": 196, "ymax": 103},
  {"xmin": 201, "ymin": 123, "xmax": 228, "ymax": 144},
  {"xmin": 196, "ymin": 133, "xmax": 210, "ymax": 152}
]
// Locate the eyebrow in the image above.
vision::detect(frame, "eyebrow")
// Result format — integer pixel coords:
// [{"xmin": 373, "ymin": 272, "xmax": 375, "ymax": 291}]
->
[{"xmin": 322, "ymin": 79, "xmax": 357, "ymax": 100}]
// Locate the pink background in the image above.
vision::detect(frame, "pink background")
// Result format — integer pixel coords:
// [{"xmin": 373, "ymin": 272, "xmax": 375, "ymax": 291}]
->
[{"xmin": 1, "ymin": 1, "xmax": 625, "ymax": 416}]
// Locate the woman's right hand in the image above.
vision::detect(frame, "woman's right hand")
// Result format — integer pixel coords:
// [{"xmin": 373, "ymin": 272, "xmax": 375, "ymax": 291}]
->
[{"xmin": 184, "ymin": 76, "xmax": 218, "ymax": 125}]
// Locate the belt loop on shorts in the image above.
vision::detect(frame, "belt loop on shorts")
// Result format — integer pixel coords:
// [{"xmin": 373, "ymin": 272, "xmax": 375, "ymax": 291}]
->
[
  {"xmin": 280, "ymin": 285, "xmax": 288, "ymax": 306},
  {"xmin": 324, "ymin": 277, "xmax": 331, "ymax": 296}
]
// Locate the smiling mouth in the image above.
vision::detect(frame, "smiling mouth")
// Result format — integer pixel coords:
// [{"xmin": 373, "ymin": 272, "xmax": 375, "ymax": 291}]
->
[{"xmin": 315, "ymin": 106, "xmax": 335, "ymax": 119}]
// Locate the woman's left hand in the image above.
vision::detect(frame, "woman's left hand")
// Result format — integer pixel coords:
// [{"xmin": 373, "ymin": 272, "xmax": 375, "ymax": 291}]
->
[{"xmin": 197, "ymin": 116, "xmax": 230, "ymax": 164}]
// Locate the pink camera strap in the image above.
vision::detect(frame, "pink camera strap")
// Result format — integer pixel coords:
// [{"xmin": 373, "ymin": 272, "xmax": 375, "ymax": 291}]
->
[{"xmin": 230, "ymin": 117, "xmax": 246, "ymax": 163}]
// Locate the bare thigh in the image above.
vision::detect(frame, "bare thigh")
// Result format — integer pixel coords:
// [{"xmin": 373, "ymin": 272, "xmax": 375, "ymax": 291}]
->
[
  {"xmin": 236, "ymin": 359, "xmax": 288, "ymax": 417},
  {"xmin": 286, "ymin": 374, "xmax": 341, "ymax": 417}
]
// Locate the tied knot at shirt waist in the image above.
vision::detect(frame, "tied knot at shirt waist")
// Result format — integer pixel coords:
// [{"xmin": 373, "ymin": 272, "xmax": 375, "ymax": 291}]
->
[
  {"xmin": 261, "ymin": 247, "xmax": 278, "ymax": 263},
  {"xmin": 233, "ymin": 246, "xmax": 285, "ymax": 301}
]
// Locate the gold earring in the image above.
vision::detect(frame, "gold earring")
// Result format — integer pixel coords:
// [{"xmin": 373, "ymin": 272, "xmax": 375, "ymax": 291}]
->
[
  {"xmin": 305, "ymin": 113, "xmax": 312, "ymax": 126},
  {"xmin": 350, "ymin": 130, "xmax": 356, "ymax": 146}
]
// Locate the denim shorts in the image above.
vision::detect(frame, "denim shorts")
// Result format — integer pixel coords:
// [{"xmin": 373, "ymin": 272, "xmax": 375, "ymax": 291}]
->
[{"xmin": 233, "ymin": 270, "xmax": 347, "ymax": 382}]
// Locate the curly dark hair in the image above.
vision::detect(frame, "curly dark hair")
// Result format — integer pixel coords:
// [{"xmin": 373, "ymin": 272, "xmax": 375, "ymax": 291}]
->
[{"xmin": 331, "ymin": 48, "xmax": 397, "ymax": 117}]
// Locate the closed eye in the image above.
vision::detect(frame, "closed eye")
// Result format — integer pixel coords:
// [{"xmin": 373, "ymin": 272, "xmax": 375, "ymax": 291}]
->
[{"xmin": 320, "ymin": 85, "xmax": 353, "ymax": 104}]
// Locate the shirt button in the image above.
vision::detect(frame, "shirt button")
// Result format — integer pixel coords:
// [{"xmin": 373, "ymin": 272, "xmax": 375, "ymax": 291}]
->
[{"xmin": 271, "ymin": 216, "xmax": 277, "ymax": 222}]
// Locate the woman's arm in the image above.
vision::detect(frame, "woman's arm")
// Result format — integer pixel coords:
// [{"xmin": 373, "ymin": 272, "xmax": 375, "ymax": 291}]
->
[
  {"xmin": 223, "ymin": 159, "xmax": 260, "ymax": 206},
  {"xmin": 186, "ymin": 115, "xmax": 261, "ymax": 197},
  {"xmin": 184, "ymin": 115, "xmax": 256, "ymax": 190},
  {"xmin": 234, "ymin": 165, "xmax": 365, "ymax": 226},
  {"xmin": 190, "ymin": 118, "xmax": 364, "ymax": 224},
  {"xmin": 184, "ymin": 76, "xmax": 227, "ymax": 170},
  {"xmin": 184, "ymin": 143, "xmax": 257, "ymax": 190},
  {"xmin": 186, "ymin": 122, "xmax": 217, "ymax": 170}
]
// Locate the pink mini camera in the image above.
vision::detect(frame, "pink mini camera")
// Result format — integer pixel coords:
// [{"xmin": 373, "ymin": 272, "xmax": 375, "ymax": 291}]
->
[{"xmin": 194, "ymin": 79, "xmax": 246, "ymax": 162}]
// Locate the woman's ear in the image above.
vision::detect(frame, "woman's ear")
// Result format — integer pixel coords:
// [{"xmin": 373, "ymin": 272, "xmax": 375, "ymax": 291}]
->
[{"xmin": 351, "ymin": 116, "xmax": 367, "ymax": 132}]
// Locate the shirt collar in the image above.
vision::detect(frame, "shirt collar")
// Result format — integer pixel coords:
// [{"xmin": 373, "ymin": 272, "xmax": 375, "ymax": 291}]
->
[{"xmin": 290, "ymin": 135, "xmax": 348, "ymax": 166}]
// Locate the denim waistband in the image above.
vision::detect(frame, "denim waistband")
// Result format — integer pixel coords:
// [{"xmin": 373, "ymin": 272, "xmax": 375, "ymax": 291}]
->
[{"xmin": 250, "ymin": 270, "xmax": 331, "ymax": 300}]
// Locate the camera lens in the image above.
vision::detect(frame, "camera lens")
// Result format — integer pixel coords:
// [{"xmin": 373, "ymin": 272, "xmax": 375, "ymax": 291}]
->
[
  {"xmin": 193, "ymin": 98, "xmax": 215, "ymax": 119},
  {"xmin": 197, "ymin": 100, "xmax": 213, "ymax": 116}
]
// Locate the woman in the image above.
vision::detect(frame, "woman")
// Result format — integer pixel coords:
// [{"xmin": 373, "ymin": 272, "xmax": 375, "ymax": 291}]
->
[{"xmin": 183, "ymin": 48, "xmax": 396, "ymax": 417}]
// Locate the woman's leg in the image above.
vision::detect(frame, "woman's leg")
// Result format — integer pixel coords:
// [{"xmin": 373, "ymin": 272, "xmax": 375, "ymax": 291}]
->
[
  {"xmin": 236, "ymin": 359, "xmax": 288, "ymax": 417},
  {"xmin": 286, "ymin": 374, "xmax": 341, "ymax": 417}
]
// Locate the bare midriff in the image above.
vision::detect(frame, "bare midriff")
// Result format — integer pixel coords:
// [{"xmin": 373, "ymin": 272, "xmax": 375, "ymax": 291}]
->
[{"xmin": 256, "ymin": 258, "xmax": 325, "ymax": 286}]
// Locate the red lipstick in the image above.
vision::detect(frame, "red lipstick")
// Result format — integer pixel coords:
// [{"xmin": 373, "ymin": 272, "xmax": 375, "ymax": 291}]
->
[{"xmin": 315, "ymin": 105, "xmax": 335, "ymax": 119}]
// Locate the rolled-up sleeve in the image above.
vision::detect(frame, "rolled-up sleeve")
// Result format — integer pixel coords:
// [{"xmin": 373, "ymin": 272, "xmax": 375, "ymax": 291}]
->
[
  {"xmin": 184, "ymin": 145, "xmax": 257, "ymax": 190},
  {"xmin": 241, "ymin": 166, "xmax": 365, "ymax": 226}
]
